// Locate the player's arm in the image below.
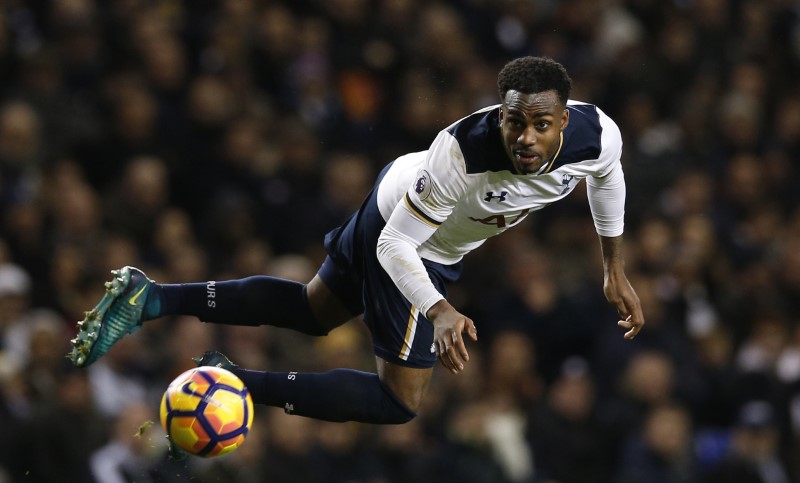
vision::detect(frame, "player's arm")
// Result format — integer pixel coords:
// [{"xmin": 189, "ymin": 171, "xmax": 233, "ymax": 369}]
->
[
  {"xmin": 598, "ymin": 234, "xmax": 644, "ymax": 339},
  {"xmin": 377, "ymin": 198, "xmax": 478, "ymax": 374},
  {"xmin": 376, "ymin": 133, "xmax": 477, "ymax": 373},
  {"xmin": 587, "ymin": 119, "xmax": 645, "ymax": 339}
]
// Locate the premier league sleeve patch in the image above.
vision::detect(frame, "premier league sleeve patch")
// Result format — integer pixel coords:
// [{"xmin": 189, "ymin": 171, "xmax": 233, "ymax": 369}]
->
[{"xmin": 413, "ymin": 169, "xmax": 433, "ymax": 200}]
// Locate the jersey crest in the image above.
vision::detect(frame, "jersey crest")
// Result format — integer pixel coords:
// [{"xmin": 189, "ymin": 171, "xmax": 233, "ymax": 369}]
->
[{"xmin": 414, "ymin": 170, "xmax": 433, "ymax": 200}]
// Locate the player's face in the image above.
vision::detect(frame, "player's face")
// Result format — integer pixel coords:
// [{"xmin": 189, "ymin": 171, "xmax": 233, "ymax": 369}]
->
[{"xmin": 500, "ymin": 89, "xmax": 569, "ymax": 175}]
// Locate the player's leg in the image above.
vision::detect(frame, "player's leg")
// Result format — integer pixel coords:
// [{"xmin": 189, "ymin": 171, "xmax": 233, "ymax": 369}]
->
[
  {"xmin": 188, "ymin": 260, "xmax": 439, "ymax": 424},
  {"xmin": 152, "ymin": 270, "xmax": 354, "ymax": 334},
  {"xmin": 186, "ymin": 251, "xmax": 432, "ymax": 423},
  {"xmin": 203, "ymin": 238, "xmax": 454, "ymax": 423},
  {"xmin": 195, "ymin": 350, "xmax": 426, "ymax": 423},
  {"xmin": 375, "ymin": 357, "xmax": 432, "ymax": 411},
  {"xmin": 68, "ymin": 263, "xmax": 358, "ymax": 368},
  {"xmin": 190, "ymin": 272, "xmax": 440, "ymax": 424}
]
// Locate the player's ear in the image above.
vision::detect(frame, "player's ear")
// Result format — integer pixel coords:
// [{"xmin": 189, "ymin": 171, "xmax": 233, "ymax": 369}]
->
[{"xmin": 561, "ymin": 108, "xmax": 569, "ymax": 130}]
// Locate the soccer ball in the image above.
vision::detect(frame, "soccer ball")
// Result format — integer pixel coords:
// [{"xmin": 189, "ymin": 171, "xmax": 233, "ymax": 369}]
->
[{"xmin": 159, "ymin": 366, "xmax": 254, "ymax": 457}]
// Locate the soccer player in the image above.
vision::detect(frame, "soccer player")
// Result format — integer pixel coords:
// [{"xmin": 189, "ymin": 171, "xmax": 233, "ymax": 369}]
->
[{"xmin": 68, "ymin": 56, "xmax": 644, "ymax": 426}]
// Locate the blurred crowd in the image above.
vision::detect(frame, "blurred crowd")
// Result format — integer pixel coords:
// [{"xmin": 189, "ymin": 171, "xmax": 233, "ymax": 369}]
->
[{"xmin": 0, "ymin": 0, "xmax": 799, "ymax": 482}]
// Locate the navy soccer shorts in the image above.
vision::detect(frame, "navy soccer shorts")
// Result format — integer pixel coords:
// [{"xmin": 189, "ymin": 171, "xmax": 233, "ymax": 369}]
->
[{"xmin": 319, "ymin": 163, "xmax": 462, "ymax": 369}]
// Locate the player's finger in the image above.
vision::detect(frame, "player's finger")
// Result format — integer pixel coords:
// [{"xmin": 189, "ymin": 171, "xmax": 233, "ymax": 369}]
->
[
  {"xmin": 621, "ymin": 294, "xmax": 645, "ymax": 339},
  {"xmin": 630, "ymin": 306, "xmax": 645, "ymax": 336},
  {"xmin": 440, "ymin": 336, "xmax": 462, "ymax": 373},
  {"xmin": 440, "ymin": 353, "xmax": 457, "ymax": 374},
  {"xmin": 438, "ymin": 340, "xmax": 456, "ymax": 372},
  {"xmin": 626, "ymin": 318, "xmax": 644, "ymax": 339},
  {"xmin": 617, "ymin": 315, "xmax": 640, "ymax": 340},
  {"xmin": 466, "ymin": 320, "xmax": 478, "ymax": 341},
  {"xmin": 453, "ymin": 328, "xmax": 470, "ymax": 363},
  {"xmin": 446, "ymin": 344, "xmax": 463, "ymax": 373}
]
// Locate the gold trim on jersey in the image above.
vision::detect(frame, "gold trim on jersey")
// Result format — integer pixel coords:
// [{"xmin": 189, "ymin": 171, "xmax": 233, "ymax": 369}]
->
[
  {"xmin": 543, "ymin": 131, "xmax": 565, "ymax": 174},
  {"xmin": 404, "ymin": 193, "xmax": 442, "ymax": 228},
  {"xmin": 399, "ymin": 306, "xmax": 419, "ymax": 361}
]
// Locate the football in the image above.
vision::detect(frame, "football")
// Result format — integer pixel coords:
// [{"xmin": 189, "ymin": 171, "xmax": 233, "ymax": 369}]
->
[{"xmin": 160, "ymin": 366, "xmax": 254, "ymax": 457}]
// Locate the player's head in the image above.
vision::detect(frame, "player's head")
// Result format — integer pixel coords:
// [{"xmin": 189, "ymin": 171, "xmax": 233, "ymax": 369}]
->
[{"xmin": 497, "ymin": 57, "xmax": 572, "ymax": 175}]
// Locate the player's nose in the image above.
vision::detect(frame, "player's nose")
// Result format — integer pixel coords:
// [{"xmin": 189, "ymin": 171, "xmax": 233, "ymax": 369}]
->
[{"xmin": 517, "ymin": 125, "xmax": 536, "ymax": 146}]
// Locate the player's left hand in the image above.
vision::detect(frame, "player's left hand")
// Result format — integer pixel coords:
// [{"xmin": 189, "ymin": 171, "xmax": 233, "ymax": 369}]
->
[{"xmin": 603, "ymin": 269, "xmax": 645, "ymax": 340}]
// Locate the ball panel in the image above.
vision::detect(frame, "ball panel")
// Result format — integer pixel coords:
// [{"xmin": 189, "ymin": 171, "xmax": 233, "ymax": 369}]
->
[
  {"xmin": 205, "ymin": 389, "xmax": 247, "ymax": 432},
  {"xmin": 172, "ymin": 419, "xmax": 205, "ymax": 452},
  {"xmin": 214, "ymin": 434, "xmax": 247, "ymax": 457}
]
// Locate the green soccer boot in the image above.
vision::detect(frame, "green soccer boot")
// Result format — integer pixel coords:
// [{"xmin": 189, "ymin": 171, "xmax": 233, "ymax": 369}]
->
[{"xmin": 68, "ymin": 266, "xmax": 156, "ymax": 367}]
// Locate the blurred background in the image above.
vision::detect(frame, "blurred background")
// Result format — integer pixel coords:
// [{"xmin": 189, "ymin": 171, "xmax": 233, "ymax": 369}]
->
[{"xmin": 0, "ymin": 0, "xmax": 799, "ymax": 482}]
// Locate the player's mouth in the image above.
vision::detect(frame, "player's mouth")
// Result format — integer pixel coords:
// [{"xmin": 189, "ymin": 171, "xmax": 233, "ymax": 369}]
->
[{"xmin": 514, "ymin": 150, "xmax": 540, "ymax": 165}]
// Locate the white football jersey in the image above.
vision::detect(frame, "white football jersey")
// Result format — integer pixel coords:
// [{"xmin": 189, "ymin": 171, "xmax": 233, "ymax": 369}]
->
[
  {"xmin": 376, "ymin": 100, "xmax": 625, "ymax": 266},
  {"xmin": 375, "ymin": 100, "xmax": 627, "ymax": 315}
]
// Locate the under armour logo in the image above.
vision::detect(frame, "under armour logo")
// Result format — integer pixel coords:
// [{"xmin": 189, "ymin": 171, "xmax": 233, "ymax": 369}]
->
[
  {"xmin": 430, "ymin": 343, "xmax": 436, "ymax": 354},
  {"xmin": 284, "ymin": 403, "xmax": 294, "ymax": 415},
  {"xmin": 560, "ymin": 175, "xmax": 574, "ymax": 194},
  {"xmin": 484, "ymin": 191, "xmax": 508, "ymax": 202}
]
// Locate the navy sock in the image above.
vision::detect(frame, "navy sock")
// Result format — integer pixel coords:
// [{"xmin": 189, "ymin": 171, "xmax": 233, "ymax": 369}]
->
[
  {"xmin": 232, "ymin": 368, "xmax": 416, "ymax": 424},
  {"xmin": 151, "ymin": 277, "xmax": 328, "ymax": 336}
]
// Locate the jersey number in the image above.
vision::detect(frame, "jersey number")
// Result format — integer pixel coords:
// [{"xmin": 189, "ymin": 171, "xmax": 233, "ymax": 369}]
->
[{"xmin": 469, "ymin": 209, "xmax": 529, "ymax": 228}]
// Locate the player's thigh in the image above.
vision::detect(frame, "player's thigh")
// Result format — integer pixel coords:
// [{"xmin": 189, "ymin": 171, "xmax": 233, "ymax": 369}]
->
[
  {"xmin": 376, "ymin": 357, "xmax": 433, "ymax": 412},
  {"xmin": 306, "ymin": 274, "xmax": 358, "ymax": 332}
]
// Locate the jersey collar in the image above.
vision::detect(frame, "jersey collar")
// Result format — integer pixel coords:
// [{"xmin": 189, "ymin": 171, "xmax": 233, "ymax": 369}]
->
[{"xmin": 533, "ymin": 130, "xmax": 564, "ymax": 175}]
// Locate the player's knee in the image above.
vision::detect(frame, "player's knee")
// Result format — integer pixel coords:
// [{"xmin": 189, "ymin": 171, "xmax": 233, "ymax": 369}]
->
[
  {"xmin": 379, "ymin": 381, "xmax": 418, "ymax": 424},
  {"xmin": 376, "ymin": 359, "xmax": 432, "ymax": 420},
  {"xmin": 304, "ymin": 279, "xmax": 355, "ymax": 334}
]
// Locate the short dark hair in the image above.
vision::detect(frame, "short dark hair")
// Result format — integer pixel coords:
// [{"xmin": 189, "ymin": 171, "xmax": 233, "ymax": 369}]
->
[{"xmin": 497, "ymin": 56, "xmax": 572, "ymax": 105}]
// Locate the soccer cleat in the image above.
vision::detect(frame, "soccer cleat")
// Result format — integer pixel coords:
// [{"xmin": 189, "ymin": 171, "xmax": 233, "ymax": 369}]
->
[
  {"xmin": 67, "ymin": 266, "xmax": 155, "ymax": 367},
  {"xmin": 192, "ymin": 350, "xmax": 239, "ymax": 372}
]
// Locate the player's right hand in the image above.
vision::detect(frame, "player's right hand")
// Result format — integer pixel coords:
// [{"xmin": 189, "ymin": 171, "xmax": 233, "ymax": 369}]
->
[{"xmin": 427, "ymin": 300, "xmax": 478, "ymax": 374}]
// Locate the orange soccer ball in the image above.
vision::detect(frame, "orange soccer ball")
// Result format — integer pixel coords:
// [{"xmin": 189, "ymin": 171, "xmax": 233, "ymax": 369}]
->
[{"xmin": 159, "ymin": 366, "xmax": 254, "ymax": 457}]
